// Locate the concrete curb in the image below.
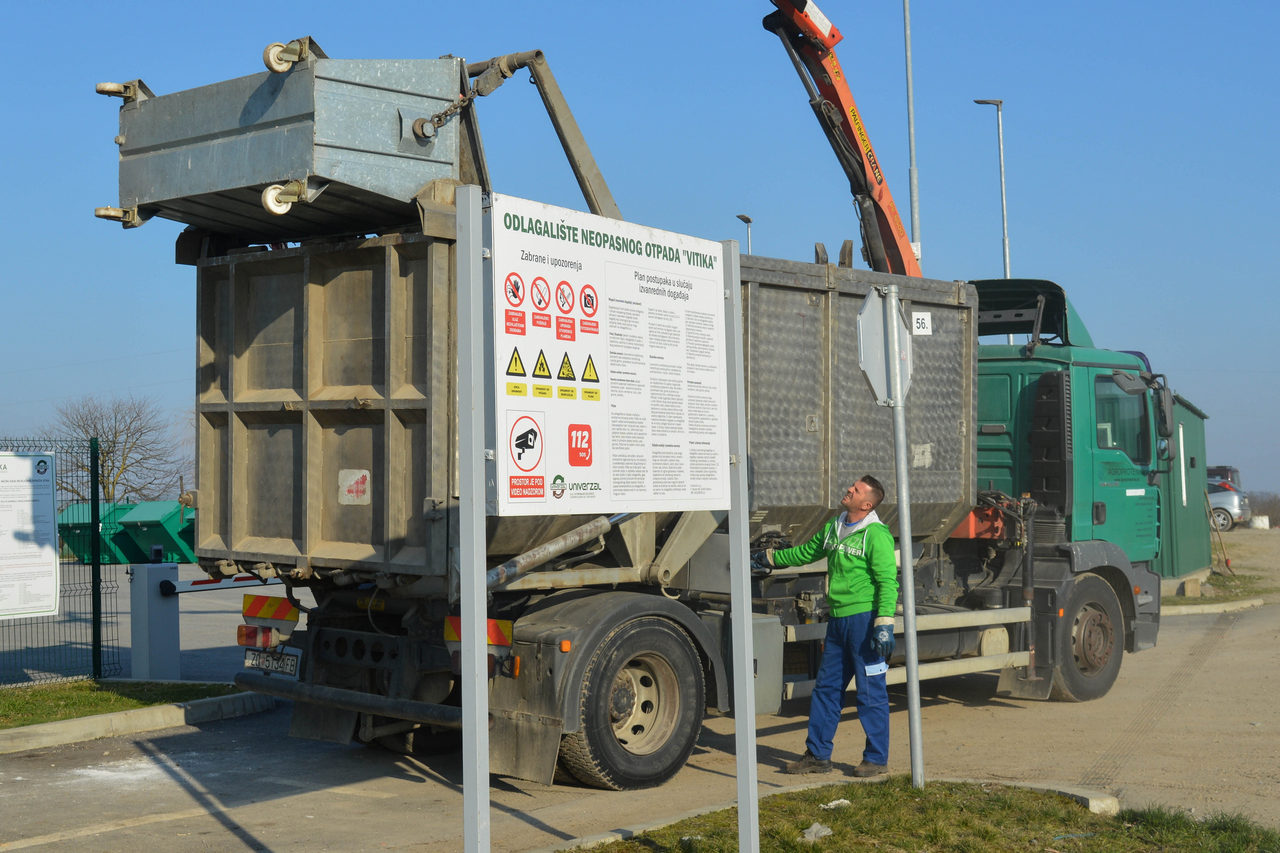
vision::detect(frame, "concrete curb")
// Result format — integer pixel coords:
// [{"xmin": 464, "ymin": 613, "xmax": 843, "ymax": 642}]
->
[
  {"xmin": 1162, "ymin": 597, "xmax": 1264, "ymax": 616},
  {"xmin": 527, "ymin": 775, "xmax": 1118, "ymax": 852},
  {"xmin": 0, "ymin": 691, "xmax": 276, "ymax": 755}
]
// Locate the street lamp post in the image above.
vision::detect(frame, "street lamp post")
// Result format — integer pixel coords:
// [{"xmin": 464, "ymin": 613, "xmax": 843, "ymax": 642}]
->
[
  {"xmin": 903, "ymin": 0, "xmax": 921, "ymax": 261},
  {"xmin": 973, "ymin": 99, "xmax": 1010, "ymax": 279},
  {"xmin": 736, "ymin": 214, "xmax": 752, "ymax": 255}
]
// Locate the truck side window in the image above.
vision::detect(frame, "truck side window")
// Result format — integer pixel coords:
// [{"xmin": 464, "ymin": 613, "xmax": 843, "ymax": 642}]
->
[{"xmin": 1094, "ymin": 376, "xmax": 1149, "ymax": 464}]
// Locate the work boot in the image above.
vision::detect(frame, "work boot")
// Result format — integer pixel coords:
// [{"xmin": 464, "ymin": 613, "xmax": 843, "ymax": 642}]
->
[
  {"xmin": 851, "ymin": 760, "xmax": 888, "ymax": 778},
  {"xmin": 783, "ymin": 750, "xmax": 832, "ymax": 774}
]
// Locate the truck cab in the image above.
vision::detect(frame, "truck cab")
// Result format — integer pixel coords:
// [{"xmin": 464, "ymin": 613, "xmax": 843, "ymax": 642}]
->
[{"xmin": 970, "ymin": 279, "xmax": 1169, "ymax": 686}]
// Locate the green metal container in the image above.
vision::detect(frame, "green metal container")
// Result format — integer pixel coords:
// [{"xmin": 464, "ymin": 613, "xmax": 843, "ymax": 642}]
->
[
  {"xmin": 56, "ymin": 502, "xmax": 148, "ymax": 564},
  {"xmin": 117, "ymin": 501, "xmax": 197, "ymax": 564}
]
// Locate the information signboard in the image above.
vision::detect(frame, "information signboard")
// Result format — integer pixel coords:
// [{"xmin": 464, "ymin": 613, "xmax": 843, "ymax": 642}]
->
[
  {"xmin": 490, "ymin": 194, "xmax": 730, "ymax": 516},
  {"xmin": 0, "ymin": 452, "xmax": 59, "ymax": 620}
]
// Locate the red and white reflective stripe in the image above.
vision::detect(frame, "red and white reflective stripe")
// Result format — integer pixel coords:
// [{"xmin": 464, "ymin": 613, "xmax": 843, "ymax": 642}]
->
[{"xmin": 168, "ymin": 575, "xmax": 282, "ymax": 594}]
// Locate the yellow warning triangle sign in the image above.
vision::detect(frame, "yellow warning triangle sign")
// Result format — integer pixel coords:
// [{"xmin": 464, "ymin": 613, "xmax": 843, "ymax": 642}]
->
[
  {"xmin": 532, "ymin": 349, "xmax": 553, "ymax": 379},
  {"xmin": 582, "ymin": 354, "xmax": 599, "ymax": 383},
  {"xmin": 506, "ymin": 347, "xmax": 526, "ymax": 377},
  {"xmin": 558, "ymin": 353, "xmax": 576, "ymax": 381}
]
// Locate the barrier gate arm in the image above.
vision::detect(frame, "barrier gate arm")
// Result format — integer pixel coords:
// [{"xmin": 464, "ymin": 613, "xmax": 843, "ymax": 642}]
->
[{"xmin": 159, "ymin": 574, "xmax": 282, "ymax": 596}]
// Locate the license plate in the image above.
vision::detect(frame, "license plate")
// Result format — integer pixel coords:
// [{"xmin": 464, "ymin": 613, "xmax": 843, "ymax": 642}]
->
[{"xmin": 244, "ymin": 648, "xmax": 300, "ymax": 677}]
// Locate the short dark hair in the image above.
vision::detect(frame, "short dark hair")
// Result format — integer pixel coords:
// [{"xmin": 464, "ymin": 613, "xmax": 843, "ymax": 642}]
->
[{"xmin": 859, "ymin": 474, "xmax": 886, "ymax": 508}]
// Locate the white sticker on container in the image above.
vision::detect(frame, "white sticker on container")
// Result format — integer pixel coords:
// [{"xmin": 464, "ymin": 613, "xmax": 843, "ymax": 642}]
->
[
  {"xmin": 911, "ymin": 443, "xmax": 934, "ymax": 468},
  {"xmin": 912, "ymin": 312, "xmax": 933, "ymax": 335},
  {"xmin": 339, "ymin": 469, "xmax": 372, "ymax": 505},
  {"xmin": 865, "ymin": 661, "xmax": 888, "ymax": 676}
]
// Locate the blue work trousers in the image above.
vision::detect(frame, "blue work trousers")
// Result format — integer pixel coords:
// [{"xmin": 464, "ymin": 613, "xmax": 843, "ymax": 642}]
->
[{"xmin": 805, "ymin": 610, "xmax": 889, "ymax": 764}]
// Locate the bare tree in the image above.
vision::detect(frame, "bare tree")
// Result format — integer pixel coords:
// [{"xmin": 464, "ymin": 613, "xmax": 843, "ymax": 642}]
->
[{"xmin": 44, "ymin": 394, "xmax": 190, "ymax": 503}]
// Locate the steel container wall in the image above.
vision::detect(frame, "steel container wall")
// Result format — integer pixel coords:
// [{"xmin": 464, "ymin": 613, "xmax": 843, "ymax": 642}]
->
[
  {"xmin": 114, "ymin": 58, "xmax": 463, "ymax": 239},
  {"xmin": 194, "ymin": 233, "xmax": 976, "ymax": 577},
  {"xmin": 741, "ymin": 255, "xmax": 976, "ymax": 547}
]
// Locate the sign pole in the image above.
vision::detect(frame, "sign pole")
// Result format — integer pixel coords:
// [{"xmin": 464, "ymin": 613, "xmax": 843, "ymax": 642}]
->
[
  {"xmin": 722, "ymin": 240, "xmax": 760, "ymax": 851},
  {"xmin": 884, "ymin": 283, "xmax": 925, "ymax": 788},
  {"xmin": 457, "ymin": 184, "xmax": 492, "ymax": 850}
]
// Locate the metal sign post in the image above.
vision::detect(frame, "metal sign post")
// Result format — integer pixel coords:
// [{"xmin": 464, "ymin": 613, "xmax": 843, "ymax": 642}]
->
[
  {"xmin": 858, "ymin": 285, "xmax": 925, "ymax": 788},
  {"xmin": 722, "ymin": 240, "xmax": 760, "ymax": 851},
  {"xmin": 457, "ymin": 185, "xmax": 492, "ymax": 850}
]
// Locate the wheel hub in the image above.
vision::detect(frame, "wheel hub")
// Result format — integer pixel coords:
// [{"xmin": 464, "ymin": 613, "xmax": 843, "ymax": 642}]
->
[
  {"xmin": 1074, "ymin": 603, "xmax": 1114, "ymax": 673},
  {"xmin": 609, "ymin": 674, "xmax": 637, "ymax": 723},
  {"xmin": 606, "ymin": 653, "xmax": 680, "ymax": 755}
]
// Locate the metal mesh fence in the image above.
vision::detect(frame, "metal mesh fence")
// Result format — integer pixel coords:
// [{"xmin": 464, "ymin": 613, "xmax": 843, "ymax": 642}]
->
[{"xmin": 0, "ymin": 438, "xmax": 123, "ymax": 687}]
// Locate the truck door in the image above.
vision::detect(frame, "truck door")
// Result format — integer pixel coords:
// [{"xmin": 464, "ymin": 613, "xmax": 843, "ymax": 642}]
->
[{"xmin": 1088, "ymin": 370, "xmax": 1159, "ymax": 561}]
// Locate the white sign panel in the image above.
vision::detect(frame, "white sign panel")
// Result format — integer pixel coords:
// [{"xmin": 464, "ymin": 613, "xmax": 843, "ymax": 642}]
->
[
  {"xmin": 490, "ymin": 194, "xmax": 730, "ymax": 516},
  {"xmin": 0, "ymin": 453, "xmax": 60, "ymax": 620}
]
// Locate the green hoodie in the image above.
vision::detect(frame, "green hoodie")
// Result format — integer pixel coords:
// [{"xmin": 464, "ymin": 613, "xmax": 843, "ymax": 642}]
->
[{"xmin": 771, "ymin": 512, "xmax": 899, "ymax": 619}]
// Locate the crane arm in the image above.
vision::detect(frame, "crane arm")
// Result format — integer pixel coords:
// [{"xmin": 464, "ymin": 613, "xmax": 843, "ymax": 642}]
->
[{"xmin": 766, "ymin": 0, "xmax": 922, "ymax": 276}]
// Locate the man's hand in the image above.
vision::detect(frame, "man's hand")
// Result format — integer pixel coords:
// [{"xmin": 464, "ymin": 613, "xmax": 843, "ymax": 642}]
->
[
  {"xmin": 870, "ymin": 617, "xmax": 895, "ymax": 660},
  {"xmin": 750, "ymin": 549, "xmax": 774, "ymax": 577}
]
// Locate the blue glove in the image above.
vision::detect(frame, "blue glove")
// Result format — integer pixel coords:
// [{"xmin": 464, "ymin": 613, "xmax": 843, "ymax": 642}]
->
[
  {"xmin": 750, "ymin": 549, "xmax": 773, "ymax": 577},
  {"xmin": 870, "ymin": 620, "xmax": 895, "ymax": 661}
]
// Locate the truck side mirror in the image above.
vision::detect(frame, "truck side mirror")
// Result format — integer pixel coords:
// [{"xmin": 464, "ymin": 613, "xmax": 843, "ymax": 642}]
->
[{"xmin": 1156, "ymin": 387, "xmax": 1174, "ymax": 438}]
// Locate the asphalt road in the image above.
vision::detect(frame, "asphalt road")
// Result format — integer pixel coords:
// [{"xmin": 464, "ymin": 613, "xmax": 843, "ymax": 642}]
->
[{"xmin": 1, "ymin": 594, "xmax": 1276, "ymax": 852}]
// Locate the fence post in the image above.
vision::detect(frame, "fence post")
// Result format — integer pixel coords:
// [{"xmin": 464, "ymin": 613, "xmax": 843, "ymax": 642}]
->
[{"xmin": 90, "ymin": 437, "xmax": 102, "ymax": 680}]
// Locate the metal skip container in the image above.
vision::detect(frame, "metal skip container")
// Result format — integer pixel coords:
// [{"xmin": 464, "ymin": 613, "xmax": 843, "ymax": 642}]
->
[{"xmin": 99, "ymin": 39, "xmax": 465, "ymax": 239}]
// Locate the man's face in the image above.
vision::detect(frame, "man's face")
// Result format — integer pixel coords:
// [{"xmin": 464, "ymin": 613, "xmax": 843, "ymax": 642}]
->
[{"xmin": 840, "ymin": 481, "xmax": 873, "ymax": 515}]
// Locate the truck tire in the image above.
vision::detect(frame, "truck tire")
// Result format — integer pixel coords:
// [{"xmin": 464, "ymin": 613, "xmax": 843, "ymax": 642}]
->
[
  {"xmin": 1049, "ymin": 574, "xmax": 1123, "ymax": 701},
  {"xmin": 559, "ymin": 617, "xmax": 704, "ymax": 790}
]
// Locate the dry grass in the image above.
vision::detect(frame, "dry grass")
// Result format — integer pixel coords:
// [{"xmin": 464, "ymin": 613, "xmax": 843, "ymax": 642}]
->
[{"xmin": 563, "ymin": 777, "xmax": 1280, "ymax": 852}]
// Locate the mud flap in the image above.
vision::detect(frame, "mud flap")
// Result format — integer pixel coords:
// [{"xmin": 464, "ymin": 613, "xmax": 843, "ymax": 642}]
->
[
  {"xmin": 487, "ymin": 637, "xmax": 566, "ymax": 784},
  {"xmin": 996, "ymin": 664, "xmax": 1053, "ymax": 700},
  {"xmin": 289, "ymin": 698, "xmax": 359, "ymax": 744},
  {"xmin": 488, "ymin": 710, "xmax": 563, "ymax": 786}
]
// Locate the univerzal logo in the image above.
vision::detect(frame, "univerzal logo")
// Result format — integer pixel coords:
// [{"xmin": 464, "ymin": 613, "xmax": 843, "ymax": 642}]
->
[{"xmin": 550, "ymin": 474, "xmax": 602, "ymax": 499}]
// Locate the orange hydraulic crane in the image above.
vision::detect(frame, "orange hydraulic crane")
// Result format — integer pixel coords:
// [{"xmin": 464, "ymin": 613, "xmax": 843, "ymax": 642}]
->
[{"xmin": 765, "ymin": 0, "xmax": 923, "ymax": 277}]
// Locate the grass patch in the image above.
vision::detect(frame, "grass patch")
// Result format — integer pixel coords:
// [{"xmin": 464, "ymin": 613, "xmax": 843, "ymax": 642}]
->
[
  {"xmin": 564, "ymin": 777, "xmax": 1280, "ymax": 852},
  {"xmin": 1169, "ymin": 570, "xmax": 1276, "ymax": 607},
  {"xmin": 0, "ymin": 680, "xmax": 240, "ymax": 730},
  {"xmin": 1204, "ymin": 569, "xmax": 1274, "ymax": 601}
]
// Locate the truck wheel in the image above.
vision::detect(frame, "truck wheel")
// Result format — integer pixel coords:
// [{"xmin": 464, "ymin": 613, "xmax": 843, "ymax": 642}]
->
[
  {"xmin": 1211, "ymin": 508, "xmax": 1234, "ymax": 532},
  {"xmin": 1050, "ymin": 574, "xmax": 1123, "ymax": 702},
  {"xmin": 559, "ymin": 617, "xmax": 704, "ymax": 790}
]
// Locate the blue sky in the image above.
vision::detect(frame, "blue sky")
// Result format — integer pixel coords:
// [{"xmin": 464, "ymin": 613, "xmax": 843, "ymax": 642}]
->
[{"xmin": 2, "ymin": 1, "xmax": 1277, "ymax": 492}]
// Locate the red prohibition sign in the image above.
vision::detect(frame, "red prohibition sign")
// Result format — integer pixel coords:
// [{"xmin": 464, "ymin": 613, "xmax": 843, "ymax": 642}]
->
[
  {"xmin": 504, "ymin": 272, "xmax": 525, "ymax": 308},
  {"xmin": 509, "ymin": 415, "xmax": 543, "ymax": 472},
  {"xmin": 555, "ymin": 280, "xmax": 575, "ymax": 314},
  {"xmin": 531, "ymin": 276, "xmax": 551, "ymax": 311},
  {"xmin": 579, "ymin": 284, "xmax": 599, "ymax": 318}
]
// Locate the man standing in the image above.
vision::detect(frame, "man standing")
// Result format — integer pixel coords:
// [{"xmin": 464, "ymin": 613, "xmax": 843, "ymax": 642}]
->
[{"xmin": 752, "ymin": 475, "xmax": 899, "ymax": 777}]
